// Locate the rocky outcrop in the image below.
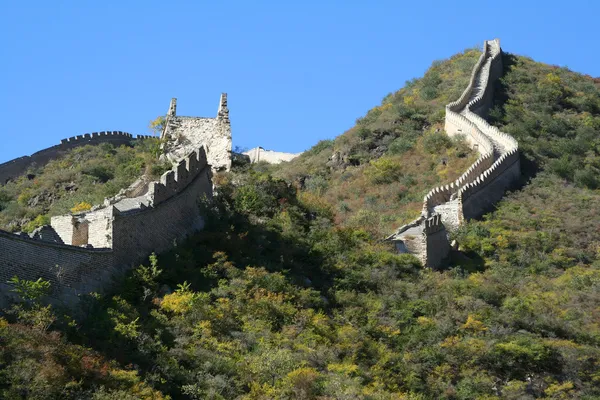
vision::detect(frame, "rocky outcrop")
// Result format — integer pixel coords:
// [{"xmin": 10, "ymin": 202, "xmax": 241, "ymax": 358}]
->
[{"xmin": 389, "ymin": 39, "xmax": 520, "ymax": 268}]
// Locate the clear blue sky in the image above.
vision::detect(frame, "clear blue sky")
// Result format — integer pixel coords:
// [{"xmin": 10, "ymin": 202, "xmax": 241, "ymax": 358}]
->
[{"xmin": 0, "ymin": 1, "xmax": 598, "ymax": 163}]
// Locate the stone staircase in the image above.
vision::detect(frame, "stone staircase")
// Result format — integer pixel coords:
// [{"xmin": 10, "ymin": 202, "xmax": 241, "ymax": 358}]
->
[{"xmin": 388, "ymin": 39, "xmax": 520, "ymax": 268}]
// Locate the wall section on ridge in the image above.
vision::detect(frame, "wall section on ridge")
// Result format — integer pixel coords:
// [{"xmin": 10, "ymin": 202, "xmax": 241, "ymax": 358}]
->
[
  {"xmin": 390, "ymin": 39, "xmax": 520, "ymax": 269},
  {"xmin": 0, "ymin": 132, "xmax": 155, "ymax": 185},
  {"xmin": 112, "ymin": 163, "xmax": 212, "ymax": 266}
]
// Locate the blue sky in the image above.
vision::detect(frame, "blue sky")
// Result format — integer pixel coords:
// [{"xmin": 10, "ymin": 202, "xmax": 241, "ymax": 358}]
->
[{"xmin": 0, "ymin": 1, "xmax": 598, "ymax": 163}]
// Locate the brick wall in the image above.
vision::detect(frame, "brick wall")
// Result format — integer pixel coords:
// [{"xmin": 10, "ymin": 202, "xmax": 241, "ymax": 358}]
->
[{"xmin": 0, "ymin": 230, "xmax": 115, "ymax": 304}]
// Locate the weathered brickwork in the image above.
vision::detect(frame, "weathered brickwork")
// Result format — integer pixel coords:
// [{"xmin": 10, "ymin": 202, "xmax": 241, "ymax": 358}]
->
[
  {"xmin": 390, "ymin": 39, "xmax": 520, "ymax": 268},
  {"xmin": 0, "ymin": 230, "xmax": 115, "ymax": 305},
  {"xmin": 161, "ymin": 95, "xmax": 232, "ymax": 172},
  {"xmin": 0, "ymin": 96, "xmax": 227, "ymax": 306}
]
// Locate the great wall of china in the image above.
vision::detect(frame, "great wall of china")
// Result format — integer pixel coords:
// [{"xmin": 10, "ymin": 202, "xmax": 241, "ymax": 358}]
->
[
  {"xmin": 0, "ymin": 95, "xmax": 231, "ymax": 306},
  {"xmin": 388, "ymin": 39, "xmax": 521, "ymax": 268},
  {"xmin": 0, "ymin": 39, "xmax": 520, "ymax": 306}
]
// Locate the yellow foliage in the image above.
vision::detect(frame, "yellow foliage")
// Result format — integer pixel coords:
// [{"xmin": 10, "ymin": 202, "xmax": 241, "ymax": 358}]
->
[
  {"xmin": 285, "ymin": 367, "xmax": 321, "ymax": 389},
  {"xmin": 71, "ymin": 201, "xmax": 92, "ymax": 214},
  {"xmin": 496, "ymin": 234, "xmax": 509, "ymax": 248},
  {"xmin": 461, "ymin": 315, "xmax": 487, "ymax": 332},
  {"xmin": 160, "ymin": 291, "xmax": 194, "ymax": 314},
  {"xmin": 468, "ymin": 273, "xmax": 485, "ymax": 286},
  {"xmin": 378, "ymin": 324, "xmax": 401, "ymax": 337},
  {"xmin": 544, "ymin": 72, "xmax": 562, "ymax": 85},
  {"xmin": 244, "ymin": 382, "xmax": 277, "ymax": 399},
  {"xmin": 194, "ymin": 320, "xmax": 212, "ymax": 336},
  {"xmin": 327, "ymin": 362, "xmax": 359, "ymax": 376},
  {"xmin": 0, "ymin": 317, "xmax": 8, "ymax": 329},
  {"xmin": 544, "ymin": 381, "xmax": 574, "ymax": 398},
  {"xmin": 417, "ymin": 316, "xmax": 434, "ymax": 326},
  {"xmin": 403, "ymin": 95, "xmax": 415, "ymax": 105},
  {"xmin": 108, "ymin": 368, "xmax": 167, "ymax": 399},
  {"xmin": 440, "ymin": 335, "xmax": 461, "ymax": 348}
]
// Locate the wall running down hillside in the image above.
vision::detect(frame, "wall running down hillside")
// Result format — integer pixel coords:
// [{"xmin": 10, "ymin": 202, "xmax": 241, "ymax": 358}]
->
[
  {"xmin": 389, "ymin": 39, "xmax": 520, "ymax": 268},
  {"xmin": 0, "ymin": 95, "xmax": 231, "ymax": 307}
]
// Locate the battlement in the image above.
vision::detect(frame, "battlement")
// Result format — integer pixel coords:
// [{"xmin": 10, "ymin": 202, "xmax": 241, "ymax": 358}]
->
[
  {"xmin": 59, "ymin": 131, "xmax": 134, "ymax": 144},
  {"xmin": 149, "ymin": 147, "xmax": 209, "ymax": 205},
  {"xmin": 424, "ymin": 214, "xmax": 444, "ymax": 234},
  {"xmin": 0, "ymin": 95, "xmax": 225, "ymax": 307},
  {"xmin": 391, "ymin": 38, "xmax": 520, "ymax": 269},
  {"xmin": 0, "ymin": 131, "xmax": 157, "ymax": 185}
]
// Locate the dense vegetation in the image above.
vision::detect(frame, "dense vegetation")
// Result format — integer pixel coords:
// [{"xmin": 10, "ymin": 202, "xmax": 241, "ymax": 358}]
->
[
  {"xmin": 0, "ymin": 139, "xmax": 168, "ymax": 232},
  {"xmin": 2, "ymin": 48, "xmax": 600, "ymax": 399},
  {"xmin": 271, "ymin": 48, "xmax": 483, "ymax": 236}
]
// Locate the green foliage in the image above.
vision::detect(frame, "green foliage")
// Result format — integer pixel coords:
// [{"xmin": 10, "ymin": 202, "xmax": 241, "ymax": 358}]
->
[
  {"xmin": 22, "ymin": 214, "xmax": 50, "ymax": 233},
  {"xmin": 0, "ymin": 139, "xmax": 164, "ymax": 231},
  {"xmin": 8, "ymin": 276, "xmax": 51, "ymax": 302},
  {"xmin": 3, "ymin": 49, "xmax": 600, "ymax": 399},
  {"xmin": 148, "ymin": 115, "xmax": 166, "ymax": 136},
  {"xmin": 421, "ymin": 131, "xmax": 452, "ymax": 154}
]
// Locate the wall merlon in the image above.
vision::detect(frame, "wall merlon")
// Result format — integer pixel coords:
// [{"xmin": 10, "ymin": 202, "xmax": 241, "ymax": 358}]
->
[
  {"xmin": 393, "ymin": 39, "xmax": 519, "ymax": 269},
  {"xmin": 0, "ymin": 94, "xmax": 224, "ymax": 305}
]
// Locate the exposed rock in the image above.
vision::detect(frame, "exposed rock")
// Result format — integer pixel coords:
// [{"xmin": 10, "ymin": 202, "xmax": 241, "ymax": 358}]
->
[{"xmin": 326, "ymin": 151, "xmax": 349, "ymax": 170}]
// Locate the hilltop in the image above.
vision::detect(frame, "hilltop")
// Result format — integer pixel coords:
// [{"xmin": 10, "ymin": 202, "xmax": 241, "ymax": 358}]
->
[{"xmin": 2, "ymin": 43, "xmax": 600, "ymax": 399}]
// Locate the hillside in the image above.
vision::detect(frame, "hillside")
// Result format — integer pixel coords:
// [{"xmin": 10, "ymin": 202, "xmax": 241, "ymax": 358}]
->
[
  {"xmin": 2, "ymin": 46, "xmax": 600, "ymax": 399},
  {"xmin": 0, "ymin": 139, "xmax": 168, "ymax": 233}
]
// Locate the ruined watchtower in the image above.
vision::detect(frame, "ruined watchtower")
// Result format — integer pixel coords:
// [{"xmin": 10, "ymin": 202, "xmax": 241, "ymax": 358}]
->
[{"xmin": 161, "ymin": 94, "xmax": 232, "ymax": 172}]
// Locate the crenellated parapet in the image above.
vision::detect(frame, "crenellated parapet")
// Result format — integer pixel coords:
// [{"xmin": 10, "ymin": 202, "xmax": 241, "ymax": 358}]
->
[
  {"xmin": 59, "ymin": 131, "xmax": 134, "ymax": 144},
  {"xmin": 0, "ymin": 94, "xmax": 226, "ymax": 307},
  {"xmin": 390, "ymin": 39, "xmax": 520, "ymax": 268},
  {"xmin": 148, "ymin": 147, "xmax": 209, "ymax": 205}
]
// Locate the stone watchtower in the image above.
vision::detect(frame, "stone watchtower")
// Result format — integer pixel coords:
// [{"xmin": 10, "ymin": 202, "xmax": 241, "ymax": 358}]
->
[{"xmin": 161, "ymin": 94, "xmax": 232, "ymax": 172}]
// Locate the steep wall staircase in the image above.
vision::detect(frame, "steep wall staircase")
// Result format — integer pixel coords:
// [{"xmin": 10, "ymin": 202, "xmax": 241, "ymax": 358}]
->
[{"xmin": 388, "ymin": 39, "xmax": 520, "ymax": 268}]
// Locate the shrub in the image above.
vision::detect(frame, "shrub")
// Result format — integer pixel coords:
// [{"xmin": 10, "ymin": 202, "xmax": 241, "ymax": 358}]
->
[
  {"xmin": 388, "ymin": 135, "xmax": 416, "ymax": 155},
  {"xmin": 422, "ymin": 131, "xmax": 452, "ymax": 154},
  {"xmin": 365, "ymin": 157, "xmax": 402, "ymax": 184},
  {"xmin": 574, "ymin": 167, "xmax": 599, "ymax": 189},
  {"xmin": 71, "ymin": 201, "xmax": 93, "ymax": 214},
  {"xmin": 22, "ymin": 214, "xmax": 50, "ymax": 233}
]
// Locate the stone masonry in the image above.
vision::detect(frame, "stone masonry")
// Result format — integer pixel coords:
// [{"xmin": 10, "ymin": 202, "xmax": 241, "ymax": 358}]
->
[
  {"xmin": 243, "ymin": 147, "xmax": 302, "ymax": 164},
  {"xmin": 388, "ymin": 39, "xmax": 520, "ymax": 268},
  {"xmin": 161, "ymin": 95, "xmax": 232, "ymax": 172},
  {"xmin": 0, "ymin": 95, "xmax": 230, "ymax": 307}
]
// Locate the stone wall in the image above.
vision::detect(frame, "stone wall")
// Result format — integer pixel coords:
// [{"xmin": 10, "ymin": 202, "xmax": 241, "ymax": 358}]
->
[
  {"xmin": 162, "ymin": 95, "xmax": 232, "ymax": 172},
  {"xmin": 424, "ymin": 215, "xmax": 450, "ymax": 269},
  {"xmin": 0, "ymin": 131, "xmax": 155, "ymax": 185},
  {"xmin": 1, "ymin": 146, "xmax": 213, "ymax": 305},
  {"xmin": 0, "ymin": 94, "xmax": 227, "ymax": 306},
  {"xmin": 390, "ymin": 39, "xmax": 520, "ymax": 268},
  {"xmin": 112, "ymin": 165, "xmax": 211, "ymax": 266},
  {"xmin": 0, "ymin": 230, "xmax": 115, "ymax": 305},
  {"xmin": 243, "ymin": 147, "xmax": 302, "ymax": 164}
]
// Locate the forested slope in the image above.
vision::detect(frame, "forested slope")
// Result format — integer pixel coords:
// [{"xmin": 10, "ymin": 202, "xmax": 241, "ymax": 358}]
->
[{"xmin": 2, "ymin": 48, "xmax": 600, "ymax": 399}]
